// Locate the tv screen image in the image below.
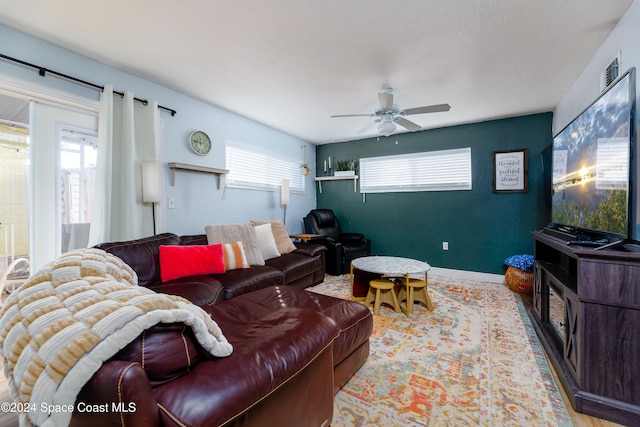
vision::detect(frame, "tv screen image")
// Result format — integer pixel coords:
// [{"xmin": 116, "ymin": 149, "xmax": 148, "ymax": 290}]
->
[{"xmin": 552, "ymin": 68, "xmax": 636, "ymax": 241}]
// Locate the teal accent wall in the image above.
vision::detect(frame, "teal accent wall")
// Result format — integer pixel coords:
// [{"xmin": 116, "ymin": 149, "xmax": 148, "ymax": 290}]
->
[{"xmin": 315, "ymin": 113, "xmax": 553, "ymax": 274}]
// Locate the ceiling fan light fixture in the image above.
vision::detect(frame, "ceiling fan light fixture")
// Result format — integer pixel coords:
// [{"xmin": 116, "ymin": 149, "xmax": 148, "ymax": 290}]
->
[
  {"xmin": 330, "ymin": 87, "xmax": 451, "ymax": 137},
  {"xmin": 378, "ymin": 116, "xmax": 396, "ymax": 136}
]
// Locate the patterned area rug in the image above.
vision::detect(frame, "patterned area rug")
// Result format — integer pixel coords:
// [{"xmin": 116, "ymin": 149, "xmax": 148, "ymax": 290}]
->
[{"xmin": 309, "ymin": 274, "xmax": 574, "ymax": 427}]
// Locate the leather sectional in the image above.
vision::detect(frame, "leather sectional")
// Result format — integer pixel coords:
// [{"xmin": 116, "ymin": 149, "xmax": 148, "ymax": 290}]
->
[
  {"xmin": 94, "ymin": 232, "xmax": 327, "ymax": 305},
  {"xmin": 70, "ymin": 230, "xmax": 373, "ymax": 426}
]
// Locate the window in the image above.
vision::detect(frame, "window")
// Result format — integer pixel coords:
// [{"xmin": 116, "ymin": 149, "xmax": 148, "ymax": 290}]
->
[
  {"xmin": 226, "ymin": 144, "xmax": 304, "ymax": 192},
  {"xmin": 360, "ymin": 147, "xmax": 472, "ymax": 193},
  {"xmin": 60, "ymin": 129, "xmax": 97, "ymax": 225},
  {"xmin": 59, "ymin": 127, "xmax": 98, "ymax": 253}
]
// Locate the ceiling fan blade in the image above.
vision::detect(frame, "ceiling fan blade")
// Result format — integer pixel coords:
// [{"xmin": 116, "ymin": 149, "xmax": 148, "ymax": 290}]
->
[
  {"xmin": 403, "ymin": 103, "xmax": 451, "ymax": 115},
  {"xmin": 330, "ymin": 113, "xmax": 375, "ymax": 118},
  {"xmin": 356, "ymin": 120, "xmax": 379, "ymax": 134},
  {"xmin": 378, "ymin": 91, "xmax": 394, "ymax": 110},
  {"xmin": 395, "ymin": 116, "xmax": 422, "ymax": 132}
]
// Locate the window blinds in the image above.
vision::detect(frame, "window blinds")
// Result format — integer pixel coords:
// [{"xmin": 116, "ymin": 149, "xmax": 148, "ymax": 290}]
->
[
  {"xmin": 360, "ymin": 147, "xmax": 472, "ymax": 193},
  {"xmin": 226, "ymin": 145, "xmax": 304, "ymax": 192}
]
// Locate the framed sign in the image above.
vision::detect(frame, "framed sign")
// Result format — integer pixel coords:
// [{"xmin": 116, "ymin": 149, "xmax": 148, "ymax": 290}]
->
[{"xmin": 492, "ymin": 149, "xmax": 528, "ymax": 192}]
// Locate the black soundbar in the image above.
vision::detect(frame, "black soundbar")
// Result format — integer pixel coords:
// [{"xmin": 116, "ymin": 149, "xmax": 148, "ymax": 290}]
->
[{"xmin": 541, "ymin": 226, "xmax": 577, "ymax": 241}]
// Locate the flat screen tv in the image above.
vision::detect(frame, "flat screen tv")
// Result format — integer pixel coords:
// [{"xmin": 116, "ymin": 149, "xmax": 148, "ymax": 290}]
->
[{"xmin": 551, "ymin": 67, "xmax": 636, "ymax": 246}]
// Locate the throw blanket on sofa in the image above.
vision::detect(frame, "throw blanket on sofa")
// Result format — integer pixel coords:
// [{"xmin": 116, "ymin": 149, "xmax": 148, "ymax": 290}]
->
[{"xmin": 0, "ymin": 248, "xmax": 233, "ymax": 427}]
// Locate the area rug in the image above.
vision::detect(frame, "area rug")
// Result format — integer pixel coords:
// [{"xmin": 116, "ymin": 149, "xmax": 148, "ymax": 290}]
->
[{"xmin": 309, "ymin": 274, "xmax": 574, "ymax": 427}]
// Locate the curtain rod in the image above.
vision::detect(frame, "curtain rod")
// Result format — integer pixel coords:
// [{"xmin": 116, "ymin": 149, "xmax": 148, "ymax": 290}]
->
[{"xmin": 0, "ymin": 53, "xmax": 177, "ymax": 116}]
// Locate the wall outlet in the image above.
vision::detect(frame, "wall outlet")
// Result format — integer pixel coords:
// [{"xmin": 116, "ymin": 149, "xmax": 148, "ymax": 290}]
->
[
  {"xmin": 442, "ymin": 242, "xmax": 449, "ymax": 250},
  {"xmin": 167, "ymin": 198, "xmax": 175, "ymax": 209}
]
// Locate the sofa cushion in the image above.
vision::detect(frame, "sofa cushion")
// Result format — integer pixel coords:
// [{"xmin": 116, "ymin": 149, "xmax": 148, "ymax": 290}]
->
[
  {"xmin": 309, "ymin": 291, "xmax": 373, "ymax": 366},
  {"xmin": 251, "ymin": 220, "xmax": 297, "ymax": 254},
  {"xmin": 206, "ymin": 286, "xmax": 373, "ymax": 368},
  {"xmin": 113, "ymin": 322, "xmax": 210, "ymax": 387},
  {"xmin": 291, "ymin": 242, "xmax": 326, "ymax": 258},
  {"xmin": 94, "ymin": 233, "xmax": 181, "ymax": 287},
  {"xmin": 205, "ymin": 223, "xmax": 265, "ymax": 266},
  {"xmin": 253, "ymin": 223, "xmax": 281, "ymax": 260},
  {"xmin": 265, "ymin": 252, "xmax": 321, "ymax": 284},
  {"xmin": 147, "ymin": 275, "xmax": 225, "ymax": 306},
  {"xmin": 180, "ymin": 234, "xmax": 208, "ymax": 246},
  {"xmin": 153, "ymin": 307, "xmax": 339, "ymax": 427},
  {"xmin": 159, "ymin": 244, "xmax": 225, "ymax": 282},
  {"xmin": 211, "ymin": 266, "xmax": 283, "ymax": 300}
]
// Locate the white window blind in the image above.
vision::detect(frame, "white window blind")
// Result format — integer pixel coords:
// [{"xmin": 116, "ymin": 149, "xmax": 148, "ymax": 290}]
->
[
  {"xmin": 360, "ymin": 147, "xmax": 472, "ymax": 193},
  {"xmin": 226, "ymin": 144, "xmax": 304, "ymax": 192}
]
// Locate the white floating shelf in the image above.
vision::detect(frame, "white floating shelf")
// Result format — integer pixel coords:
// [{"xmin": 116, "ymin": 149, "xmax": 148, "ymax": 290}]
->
[
  {"xmin": 314, "ymin": 175, "xmax": 359, "ymax": 193},
  {"xmin": 168, "ymin": 162, "xmax": 229, "ymax": 189}
]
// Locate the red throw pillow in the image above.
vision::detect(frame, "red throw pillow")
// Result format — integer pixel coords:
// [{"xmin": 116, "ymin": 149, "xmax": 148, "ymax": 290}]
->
[{"xmin": 159, "ymin": 244, "xmax": 225, "ymax": 282}]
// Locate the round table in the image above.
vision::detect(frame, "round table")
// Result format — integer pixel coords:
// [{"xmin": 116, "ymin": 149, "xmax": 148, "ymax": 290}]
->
[
  {"xmin": 350, "ymin": 256, "xmax": 434, "ymax": 314},
  {"xmin": 351, "ymin": 256, "xmax": 430, "ymax": 276}
]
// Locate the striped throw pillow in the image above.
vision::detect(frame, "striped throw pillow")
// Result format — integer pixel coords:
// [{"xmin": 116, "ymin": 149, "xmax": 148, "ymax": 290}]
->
[{"xmin": 222, "ymin": 241, "xmax": 250, "ymax": 270}]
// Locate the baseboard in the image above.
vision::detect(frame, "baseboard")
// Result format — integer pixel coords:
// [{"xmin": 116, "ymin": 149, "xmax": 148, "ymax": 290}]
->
[{"xmin": 429, "ymin": 266, "xmax": 505, "ymax": 284}]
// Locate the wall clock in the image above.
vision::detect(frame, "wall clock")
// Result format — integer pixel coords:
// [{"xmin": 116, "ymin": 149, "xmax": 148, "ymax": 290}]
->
[{"xmin": 189, "ymin": 130, "xmax": 211, "ymax": 156}]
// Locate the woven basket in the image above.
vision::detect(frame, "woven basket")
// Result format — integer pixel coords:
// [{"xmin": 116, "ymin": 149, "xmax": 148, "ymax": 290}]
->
[{"xmin": 505, "ymin": 266, "xmax": 534, "ymax": 296}]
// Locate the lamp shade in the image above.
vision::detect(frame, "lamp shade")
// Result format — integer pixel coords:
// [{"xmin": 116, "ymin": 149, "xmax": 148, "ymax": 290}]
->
[
  {"xmin": 280, "ymin": 179, "xmax": 290, "ymax": 206},
  {"xmin": 142, "ymin": 161, "xmax": 162, "ymax": 203}
]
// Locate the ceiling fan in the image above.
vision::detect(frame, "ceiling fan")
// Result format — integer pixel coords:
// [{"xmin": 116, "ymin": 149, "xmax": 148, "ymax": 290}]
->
[{"xmin": 330, "ymin": 88, "xmax": 450, "ymax": 136}]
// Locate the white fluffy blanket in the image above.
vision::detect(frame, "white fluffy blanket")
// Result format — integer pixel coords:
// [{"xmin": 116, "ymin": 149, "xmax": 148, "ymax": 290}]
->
[{"xmin": 0, "ymin": 248, "xmax": 233, "ymax": 427}]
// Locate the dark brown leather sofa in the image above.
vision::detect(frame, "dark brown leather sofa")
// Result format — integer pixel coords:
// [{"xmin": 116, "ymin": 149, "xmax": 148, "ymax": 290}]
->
[
  {"xmin": 70, "ymin": 232, "xmax": 373, "ymax": 426},
  {"xmin": 95, "ymin": 232, "xmax": 327, "ymax": 304}
]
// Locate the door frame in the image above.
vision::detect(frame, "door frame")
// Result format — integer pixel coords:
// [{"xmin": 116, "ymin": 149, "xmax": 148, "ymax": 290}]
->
[{"xmin": 0, "ymin": 73, "xmax": 99, "ymax": 272}]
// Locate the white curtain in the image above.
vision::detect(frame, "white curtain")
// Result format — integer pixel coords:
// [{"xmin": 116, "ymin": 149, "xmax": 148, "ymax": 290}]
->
[{"xmin": 88, "ymin": 85, "xmax": 160, "ymax": 246}]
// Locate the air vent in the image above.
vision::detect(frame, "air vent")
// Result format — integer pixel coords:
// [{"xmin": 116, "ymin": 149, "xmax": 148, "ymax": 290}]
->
[{"xmin": 600, "ymin": 52, "xmax": 621, "ymax": 92}]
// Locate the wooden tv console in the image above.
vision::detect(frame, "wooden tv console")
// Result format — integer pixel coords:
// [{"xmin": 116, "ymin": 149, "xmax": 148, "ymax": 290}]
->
[{"xmin": 531, "ymin": 230, "xmax": 640, "ymax": 426}]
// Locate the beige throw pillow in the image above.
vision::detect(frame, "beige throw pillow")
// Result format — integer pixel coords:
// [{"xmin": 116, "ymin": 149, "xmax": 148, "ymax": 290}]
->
[
  {"xmin": 251, "ymin": 220, "xmax": 297, "ymax": 254},
  {"xmin": 205, "ymin": 223, "xmax": 265, "ymax": 266}
]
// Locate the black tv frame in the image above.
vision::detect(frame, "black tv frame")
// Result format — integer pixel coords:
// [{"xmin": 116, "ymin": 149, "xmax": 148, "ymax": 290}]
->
[{"xmin": 549, "ymin": 67, "xmax": 637, "ymax": 249}]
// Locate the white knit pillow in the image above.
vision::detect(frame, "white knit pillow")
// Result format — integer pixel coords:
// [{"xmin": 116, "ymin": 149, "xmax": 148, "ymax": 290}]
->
[
  {"xmin": 254, "ymin": 223, "xmax": 281, "ymax": 260},
  {"xmin": 251, "ymin": 220, "xmax": 297, "ymax": 254}
]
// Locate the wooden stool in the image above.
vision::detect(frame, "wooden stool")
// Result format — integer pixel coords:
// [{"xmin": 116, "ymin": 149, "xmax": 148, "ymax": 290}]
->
[
  {"xmin": 398, "ymin": 277, "xmax": 434, "ymax": 315},
  {"xmin": 363, "ymin": 279, "xmax": 401, "ymax": 315}
]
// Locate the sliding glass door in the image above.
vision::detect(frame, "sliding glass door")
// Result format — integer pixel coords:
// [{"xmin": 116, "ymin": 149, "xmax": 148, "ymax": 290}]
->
[
  {"xmin": 29, "ymin": 101, "xmax": 98, "ymax": 271},
  {"xmin": 0, "ymin": 115, "xmax": 28, "ymax": 279}
]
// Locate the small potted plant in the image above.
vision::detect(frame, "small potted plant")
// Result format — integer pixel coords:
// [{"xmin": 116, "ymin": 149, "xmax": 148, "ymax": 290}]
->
[
  {"xmin": 334, "ymin": 160, "xmax": 357, "ymax": 176},
  {"xmin": 300, "ymin": 163, "xmax": 309, "ymax": 175}
]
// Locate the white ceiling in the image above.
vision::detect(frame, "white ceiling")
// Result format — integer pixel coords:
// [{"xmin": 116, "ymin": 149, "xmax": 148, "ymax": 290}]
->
[{"xmin": 0, "ymin": 0, "xmax": 633, "ymax": 144}]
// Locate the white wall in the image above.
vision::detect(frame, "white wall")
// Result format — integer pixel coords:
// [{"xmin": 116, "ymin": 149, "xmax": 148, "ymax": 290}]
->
[
  {"xmin": 554, "ymin": 0, "xmax": 640, "ymax": 241},
  {"xmin": 554, "ymin": 0, "xmax": 639, "ymax": 134},
  {"xmin": 0, "ymin": 24, "xmax": 316, "ymax": 237}
]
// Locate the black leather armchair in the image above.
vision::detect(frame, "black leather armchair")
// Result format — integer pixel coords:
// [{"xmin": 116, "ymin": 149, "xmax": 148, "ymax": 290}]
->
[{"xmin": 303, "ymin": 209, "xmax": 370, "ymax": 275}]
